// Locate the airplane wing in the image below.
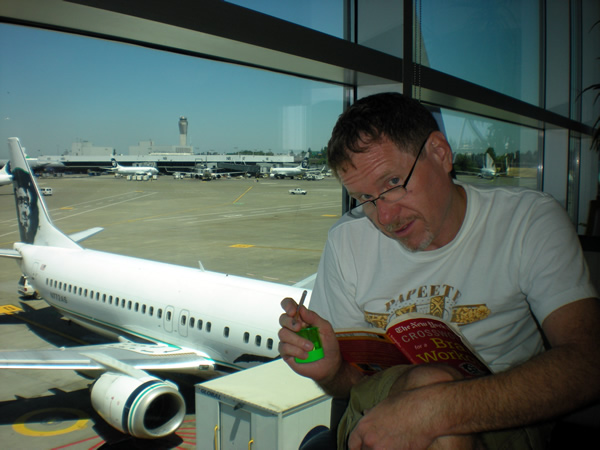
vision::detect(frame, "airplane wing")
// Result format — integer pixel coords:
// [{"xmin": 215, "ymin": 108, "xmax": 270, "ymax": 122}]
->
[
  {"xmin": 0, "ymin": 249, "xmax": 21, "ymax": 259},
  {"xmin": 0, "ymin": 341, "xmax": 218, "ymax": 373},
  {"xmin": 68, "ymin": 227, "xmax": 104, "ymax": 243}
]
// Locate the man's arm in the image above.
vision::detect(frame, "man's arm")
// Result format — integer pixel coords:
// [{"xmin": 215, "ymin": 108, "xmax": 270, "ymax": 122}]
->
[{"xmin": 349, "ymin": 297, "xmax": 600, "ymax": 449}]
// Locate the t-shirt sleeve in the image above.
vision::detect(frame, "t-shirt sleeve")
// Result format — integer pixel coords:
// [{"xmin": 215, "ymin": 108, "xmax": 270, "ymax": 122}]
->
[
  {"xmin": 309, "ymin": 229, "xmax": 366, "ymax": 329},
  {"xmin": 519, "ymin": 194, "xmax": 598, "ymax": 323}
]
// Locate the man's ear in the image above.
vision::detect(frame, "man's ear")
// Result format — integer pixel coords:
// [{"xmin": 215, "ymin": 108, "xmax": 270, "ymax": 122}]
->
[{"xmin": 427, "ymin": 131, "xmax": 454, "ymax": 173}]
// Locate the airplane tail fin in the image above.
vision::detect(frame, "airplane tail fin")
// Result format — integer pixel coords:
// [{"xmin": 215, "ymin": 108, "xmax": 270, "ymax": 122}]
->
[
  {"xmin": 484, "ymin": 153, "xmax": 495, "ymax": 170},
  {"xmin": 301, "ymin": 155, "xmax": 310, "ymax": 169},
  {"xmin": 8, "ymin": 137, "xmax": 80, "ymax": 248}
]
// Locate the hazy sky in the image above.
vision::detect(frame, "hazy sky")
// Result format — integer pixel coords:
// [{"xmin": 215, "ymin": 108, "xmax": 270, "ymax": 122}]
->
[{"xmin": 0, "ymin": 23, "xmax": 343, "ymax": 160}]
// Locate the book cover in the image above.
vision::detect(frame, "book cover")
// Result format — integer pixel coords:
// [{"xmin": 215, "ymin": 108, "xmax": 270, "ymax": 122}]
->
[{"xmin": 336, "ymin": 313, "xmax": 491, "ymax": 378}]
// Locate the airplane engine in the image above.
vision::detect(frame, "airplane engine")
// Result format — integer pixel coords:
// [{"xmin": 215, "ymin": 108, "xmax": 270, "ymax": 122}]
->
[{"xmin": 90, "ymin": 372, "xmax": 186, "ymax": 439}]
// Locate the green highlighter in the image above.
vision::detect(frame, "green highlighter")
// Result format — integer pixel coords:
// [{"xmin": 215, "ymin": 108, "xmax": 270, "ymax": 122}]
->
[{"xmin": 294, "ymin": 290, "xmax": 324, "ymax": 363}]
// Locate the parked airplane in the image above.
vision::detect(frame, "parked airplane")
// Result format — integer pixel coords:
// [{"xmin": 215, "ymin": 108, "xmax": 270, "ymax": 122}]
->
[
  {"xmin": 478, "ymin": 153, "xmax": 497, "ymax": 179},
  {"xmin": 270, "ymin": 154, "xmax": 310, "ymax": 179},
  {"xmin": 0, "ymin": 162, "xmax": 12, "ymax": 186},
  {"xmin": 110, "ymin": 158, "xmax": 159, "ymax": 177},
  {"xmin": 478, "ymin": 154, "xmax": 511, "ymax": 179},
  {"xmin": 0, "ymin": 138, "xmax": 312, "ymax": 439}
]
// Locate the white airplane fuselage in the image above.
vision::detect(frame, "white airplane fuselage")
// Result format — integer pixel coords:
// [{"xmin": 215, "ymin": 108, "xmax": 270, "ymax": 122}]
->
[
  {"xmin": 16, "ymin": 242, "xmax": 300, "ymax": 371},
  {"xmin": 270, "ymin": 166, "xmax": 303, "ymax": 179},
  {"xmin": 111, "ymin": 159, "xmax": 158, "ymax": 176}
]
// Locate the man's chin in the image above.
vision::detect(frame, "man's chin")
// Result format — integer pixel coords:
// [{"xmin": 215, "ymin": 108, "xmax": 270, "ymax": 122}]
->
[{"xmin": 394, "ymin": 233, "xmax": 434, "ymax": 253}]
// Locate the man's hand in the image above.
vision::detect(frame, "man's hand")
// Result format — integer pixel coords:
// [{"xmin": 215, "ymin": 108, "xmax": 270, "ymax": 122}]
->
[
  {"xmin": 347, "ymin": 384, "xmax": 448, "ymax": 450},
  {"xmin": 348, "ymin": 392, "xmax": 432, "ymax": 450},
  {"xmin": 345, "ymin": 363, "xmax": 481, "ymax": 450},
  {"xmin": 278, "ymin": 296, "xmax": 343, "ymax": 385}
]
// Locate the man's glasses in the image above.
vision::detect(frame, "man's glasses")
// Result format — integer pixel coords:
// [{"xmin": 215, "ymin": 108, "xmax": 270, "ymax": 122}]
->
[{"xmin": 350, "ymin": 135, "xmax": 429, "ymax": 214}]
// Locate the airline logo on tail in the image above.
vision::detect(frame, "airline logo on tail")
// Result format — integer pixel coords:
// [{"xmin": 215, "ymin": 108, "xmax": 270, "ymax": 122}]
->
[
  {"xmin": 301, "ymin": 155, "xmax": 310, "ymax": 169},
  {"xmin": 9, "ymin": 138, "xmax": 79, "ymax": 249},
  {"xmin": 12, "ymin": 162, "xmax": 41, "ymax": 244}
]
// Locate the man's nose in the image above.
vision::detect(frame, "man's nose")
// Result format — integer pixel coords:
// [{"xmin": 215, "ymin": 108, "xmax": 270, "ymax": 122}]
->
[{"xmin": 375, "ymin": 199, "xmax": 397, "ymax": 226}]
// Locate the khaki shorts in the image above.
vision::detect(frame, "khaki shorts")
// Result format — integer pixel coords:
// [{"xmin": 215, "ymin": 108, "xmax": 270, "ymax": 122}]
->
[{"xmin": 337, "ymin": 366, "xmax": 553, "ymax": 450}]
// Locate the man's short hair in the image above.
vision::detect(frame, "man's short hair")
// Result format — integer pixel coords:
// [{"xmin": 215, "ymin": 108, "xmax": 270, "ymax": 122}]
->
[{"xmin": 327, "ymin": 92, "xmax": 439, "ymax": 177}]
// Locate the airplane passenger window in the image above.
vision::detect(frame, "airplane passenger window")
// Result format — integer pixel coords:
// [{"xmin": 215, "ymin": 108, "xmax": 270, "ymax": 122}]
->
[
  {"xmin": 255, "ymin": 336, "xmax": 262, "ymax": 347},
  {"xmin": 224, "ymin": 327, "xmax": 230, "ymax": 338},
  {"xmin": 267, "ymin": 338, "xmax": 274, "ymax": 350},
  {"xmin": 243, "ymin": 332, "xmax": 250, "ymax": 343}
]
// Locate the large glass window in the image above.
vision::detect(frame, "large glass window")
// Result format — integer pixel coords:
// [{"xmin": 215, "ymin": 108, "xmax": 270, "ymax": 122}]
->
[
  {"xmin": 356, "ymin": 0, "xmax": 403, "ymax": 57},
  {"xmin": 419, "ymin": 0, "xmax": 540, "ymax": 105},
  {"xmin": 0, "ymin": 23, "xmax": 344, "ymax": 283},
  {"xmin": 225, "ymin": 0, "xmax": 345, "ymax": 38},
  {"xmin": 440, "ymin": 108, "xmax": 539, "ymax": 190}
]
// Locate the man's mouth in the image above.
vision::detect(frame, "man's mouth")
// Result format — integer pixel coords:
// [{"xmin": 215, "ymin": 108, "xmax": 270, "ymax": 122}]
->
[{"xmin": 386, "ymin": 219, "xmax": 414, "ymax": 236}]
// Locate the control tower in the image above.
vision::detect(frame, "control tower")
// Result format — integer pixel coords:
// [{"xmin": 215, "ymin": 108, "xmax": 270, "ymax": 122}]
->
[{"xmin": 179, "ymin": 116, "xmax": 188, "ymax": 146}]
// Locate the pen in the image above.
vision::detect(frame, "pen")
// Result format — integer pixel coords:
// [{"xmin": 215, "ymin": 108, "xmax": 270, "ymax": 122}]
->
[{"xmin": 294, "ymin": 290, "xmax": 308, "ymax": 323}]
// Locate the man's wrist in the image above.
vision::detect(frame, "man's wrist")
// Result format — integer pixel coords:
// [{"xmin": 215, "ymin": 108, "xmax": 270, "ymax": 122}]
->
[{"xmin": 318, "ymin": 360, "xmax": 363, "ymax": 398}]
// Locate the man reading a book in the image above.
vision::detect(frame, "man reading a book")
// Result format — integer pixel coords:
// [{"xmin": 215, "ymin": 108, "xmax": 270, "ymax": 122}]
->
[{"xmin": 279, "ymin": 92, "xmax": 600, "ymax": 449}]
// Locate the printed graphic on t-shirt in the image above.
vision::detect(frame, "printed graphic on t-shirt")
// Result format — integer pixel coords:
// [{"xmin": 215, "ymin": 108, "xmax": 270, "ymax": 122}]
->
[{"xmin": 363, "ymin": 284, "xmax": 491, "ymax": 328}]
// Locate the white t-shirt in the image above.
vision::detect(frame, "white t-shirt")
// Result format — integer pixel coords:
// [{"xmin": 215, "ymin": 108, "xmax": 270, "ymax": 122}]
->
[{"xmin": 310, "ymin": 183, "xmax": 598, "ymax": 373}]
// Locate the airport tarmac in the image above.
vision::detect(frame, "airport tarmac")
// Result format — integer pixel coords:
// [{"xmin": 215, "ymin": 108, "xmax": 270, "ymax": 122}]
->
[{"xmin": 0, "ymin": 173, "xmax": 342, "ymax": 449}]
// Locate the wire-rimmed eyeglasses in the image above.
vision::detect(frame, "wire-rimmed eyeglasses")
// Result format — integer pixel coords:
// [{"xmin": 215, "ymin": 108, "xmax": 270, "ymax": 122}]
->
[{"xmin": 350, "ymin": 135, "xmax": 429, "ymax": 214}]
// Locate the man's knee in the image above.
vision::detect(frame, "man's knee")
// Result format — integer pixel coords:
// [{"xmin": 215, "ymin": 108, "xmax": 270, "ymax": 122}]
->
[{"xmin": 391, "ymin": 363, "xmax": 464, "ymax": 394}]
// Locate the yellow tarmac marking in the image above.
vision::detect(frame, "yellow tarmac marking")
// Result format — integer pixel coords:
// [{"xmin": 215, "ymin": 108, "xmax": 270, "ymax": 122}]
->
[
  {"xmin": 232, "ymin": 186, "xmax": 254, "ymax": 204},
  {"xmin": 229, "ymin": 244, "xmax": 321, "ymax": 252},
  {"xmin": 13, "ymin": 408, "xmax": 89, "ymax": 437},
  {"xmin": 0, "ymin": 304, "xmax": 23, "ymax": 315}
]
